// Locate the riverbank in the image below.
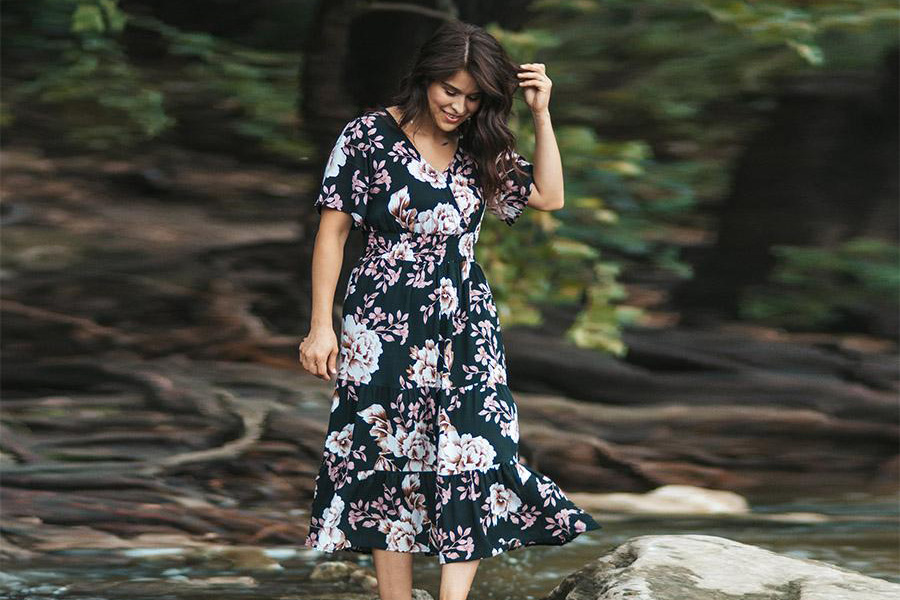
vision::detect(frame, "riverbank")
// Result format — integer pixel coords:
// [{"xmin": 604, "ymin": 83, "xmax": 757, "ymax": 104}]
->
[{"xmin": 2, "ymin": 142, "xmax": 897, "ymax": 598}]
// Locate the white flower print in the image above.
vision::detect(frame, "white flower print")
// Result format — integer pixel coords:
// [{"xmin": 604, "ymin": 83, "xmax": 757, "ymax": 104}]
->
[
  {"xmin": 487, "ymin": 359, "xmax": 507, "ymax": 388},
  {"xmin": 433, "ymin": 203, "xmax": 463, "ymax": 234},
  {"xmin": 387, "ymin": 238, "xmax": 416, "ymax": 262},
  {"xmin": 357, "ymin": 403, "xmax": 436, "ymax": 470},
  {"xmin": 515, "ymin": 460, "xmax": 533, "ymax": 484},
  {"xmin": 388, "ymin": 185, "xmax": 414, "ymax": 226},
  {"xmin": 339, "ymin": 315, "xmax": 383, "ymax": 385},
  {"xmin": 324, "ymin": 131, "xmax": 349, "ymax": 179},
  {"xmin": 437, "ymin": 425, "xmax": 497, "ymax": 475},
  {"xmin": 478, "ymin": 391, "xmax": 519, "ymax": 443},
  {"xmin": 505, "ymin": 416, "xmax": 519, "ymax": 443},
  {"xmin": 385, "ymin": 517, "xmax": 419, "ymax": 550},
  {"xmin": 487, "ymin": 482, "xmax": 522, "ymax": 521},
  {"xmin": 379, "ymin": 503, "xmax": 426, "ymax": 551},
  {"xmin": 487, "ymin": 149, "xmax": 534, "ymax": 226},
  {"xmin": 325, "ymin": 423, "xmax": 354, "ymax": 457},
  {"xmin": 493, "ymin": 195, "xmax": 521, "ymax": 223},
  {"xmin": 442, "ymin": 340, "xmax": 454, "ymax": 390},
  {"xmin": 407, "ymin": 157, "xmax": 448, "ymax": 189},
  {"xmin": 450, "ymin": 173, "xmax": 479, "ymax": 222},
  {"xmin": 316, "ymin": 494, "xmax": 348, "ymax": 552},
  {"xmin": 395, "ymin": 420, "xmax": 436, "ymax": 470},
  {"xmin": 407, "ymin": 339, "xmax": 440, "ymax": 387},
  {"xmin": 458, "ymin": 232, "xmax": 476, "ymax": 263},
  {"xmin": 414, "ymin": 203, "xmax": 462, "ymax": 235},
  {"xmin": 322, "ymin": 494, "xmax": 344, "ymax": 528},
  {"xmin": 402, "ymin": 473, "xmax": 428, "ymax": 512},
  {"xmin": 437, "ymin": 277, "xmax": 458, "ymax": 316}
]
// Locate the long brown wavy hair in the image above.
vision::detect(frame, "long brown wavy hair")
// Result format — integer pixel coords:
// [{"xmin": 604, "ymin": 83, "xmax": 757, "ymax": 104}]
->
[{"xmin": 375, "ymin": 20, "xmax": 529, "ymax": 213}]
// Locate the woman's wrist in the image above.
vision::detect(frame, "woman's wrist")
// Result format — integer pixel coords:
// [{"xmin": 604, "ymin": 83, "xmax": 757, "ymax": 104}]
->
[{"xmin": 308, "ymin": 319, "xmax": 333, "ymax": 335}]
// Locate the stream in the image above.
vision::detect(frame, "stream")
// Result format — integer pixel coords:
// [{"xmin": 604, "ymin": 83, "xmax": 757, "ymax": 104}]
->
[{"xmin": 3, "ymin": 490, "xmax": 897, "ymax": 600}]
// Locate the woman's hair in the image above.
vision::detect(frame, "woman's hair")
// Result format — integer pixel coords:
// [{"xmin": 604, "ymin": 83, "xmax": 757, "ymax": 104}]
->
[{"xmin": 381, "ymin": 20, "xmax": 528, "ymax": 212}]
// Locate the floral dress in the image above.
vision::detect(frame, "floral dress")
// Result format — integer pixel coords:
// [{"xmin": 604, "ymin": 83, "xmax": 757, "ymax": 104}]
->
[{"xmin": 303, "ymin": 106, "xmax": 602, "ymax": 564}]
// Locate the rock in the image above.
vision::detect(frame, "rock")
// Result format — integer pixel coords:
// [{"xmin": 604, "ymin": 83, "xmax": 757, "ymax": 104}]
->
[
  {"xmin": 544, "ymin": 534, "xmax": 900, "ymax": 600},
  {"xmin": 0, "ymin": 572, "xmax": 26, "ymax": 592},
  {"xmin": 349, "ymin": 566, "xmax": 379, "ymax": 591},
  {"xmin": 196, "ymin": 546, "xmax": 284, "ymax": 570},
  {"xmin": 180, "ymin": 576, "xmax": 257, "ymax": 587},
  {"xmin": 308, "ymin": 561, "xmax": 433, "ymax": 599},
  {"xmin": 64, "ymin": 576, "xmax": 257, "ymax": 595},
  {"xmin": 310, "ymin": 560, "xmax": 357, "ymax": 581},
  {"xmin": 566, "ymin": 484, "xmax": 750, "ymax": 514}
]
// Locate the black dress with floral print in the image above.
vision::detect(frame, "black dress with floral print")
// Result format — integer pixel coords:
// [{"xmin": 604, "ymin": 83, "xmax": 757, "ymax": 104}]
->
[{"xmin": 303, "ymin": 107, "xmax": 602, "ymax": 564}]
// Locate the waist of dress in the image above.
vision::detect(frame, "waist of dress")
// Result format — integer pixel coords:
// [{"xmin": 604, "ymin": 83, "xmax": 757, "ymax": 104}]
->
[{"xmin": 361, "ymin": 229, "xmax": 476, "ymax": 265}]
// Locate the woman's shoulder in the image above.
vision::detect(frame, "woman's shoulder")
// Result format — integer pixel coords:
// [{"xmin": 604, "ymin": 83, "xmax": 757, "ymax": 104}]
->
[
  {"xmin": 342, "ymin": 108, "xmax": 396, "ymax": 157},
  {"xmin": 335, "ymin": 108, "xmax": 390, "ymax": 147},
  {"xmin": 342, "ymin": 107, "xmax": 388, "ymax": 133}
]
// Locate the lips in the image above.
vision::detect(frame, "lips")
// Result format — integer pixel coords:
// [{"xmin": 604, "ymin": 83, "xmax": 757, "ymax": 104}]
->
[{"xmin": 443, "ymin": 111, "xmax": 463, "ymax": 122}]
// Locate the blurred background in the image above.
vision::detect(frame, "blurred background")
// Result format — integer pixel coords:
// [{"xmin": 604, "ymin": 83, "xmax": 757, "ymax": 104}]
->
[{"xmin": 1, "ymin": 1, "xmax": 897, "ymax": 598}]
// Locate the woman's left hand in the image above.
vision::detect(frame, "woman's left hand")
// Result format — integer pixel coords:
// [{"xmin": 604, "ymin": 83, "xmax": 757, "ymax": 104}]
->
[{"xmin": 517, "ymin": 63, "xmax": 552, "ymax": 114}]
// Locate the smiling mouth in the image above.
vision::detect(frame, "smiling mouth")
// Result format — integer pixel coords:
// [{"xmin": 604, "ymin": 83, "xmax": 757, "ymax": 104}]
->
[{"xmin": 443, "ymin": 111, "xmax": 463, "ymax": 120}]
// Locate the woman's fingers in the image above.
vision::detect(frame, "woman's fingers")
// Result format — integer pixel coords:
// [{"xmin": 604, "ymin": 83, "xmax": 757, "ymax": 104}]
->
[
  {"xmin": 328, "ymin": 350, "xmax": 338, "ymax": 378},
  {"xmin": 299, "ymin": 344, "xmax": 326, "ymax": 380},
  {"xmin": 299, "ymin": 332, "xmax": 339, "ymax": 380},
  {"xmin": 314, "ymin": 354, "xmax": 329, "ymax": 379}
]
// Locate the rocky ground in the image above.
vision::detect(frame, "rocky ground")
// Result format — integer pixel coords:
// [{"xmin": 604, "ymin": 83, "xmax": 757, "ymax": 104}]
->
[{"xmin": 1, "ymin": 142, "xmax": 897, "ymax": 565}]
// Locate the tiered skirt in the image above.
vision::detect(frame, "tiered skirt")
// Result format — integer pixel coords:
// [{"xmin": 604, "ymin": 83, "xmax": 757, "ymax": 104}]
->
[{"xmin": 303, "ymin": 230, "xmax": 602, "ymax": 564}]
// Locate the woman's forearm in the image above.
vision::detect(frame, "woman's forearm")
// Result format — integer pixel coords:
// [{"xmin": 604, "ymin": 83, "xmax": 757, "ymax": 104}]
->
[
  {"xmin": 309, "ymin": 227, "xmax": 347, "ymax": 332},
  {"xmin": 530, "ymin": 109, "xmax": 564, "ymax": 209}
]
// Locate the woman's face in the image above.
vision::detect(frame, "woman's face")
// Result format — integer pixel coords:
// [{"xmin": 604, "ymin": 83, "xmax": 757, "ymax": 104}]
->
[{"xmin": 425, "ymin": 69, "xmax": 482, "ymax": 133}]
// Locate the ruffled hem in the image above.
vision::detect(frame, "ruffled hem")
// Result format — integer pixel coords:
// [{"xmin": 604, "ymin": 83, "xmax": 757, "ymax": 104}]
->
[
  {"xmin": 305, "ymin": 518, "xmax": 599, "ymax": 565},
  {"xmin": 303, "ymin": 456, "xmax": 602, "ymax": 565}
]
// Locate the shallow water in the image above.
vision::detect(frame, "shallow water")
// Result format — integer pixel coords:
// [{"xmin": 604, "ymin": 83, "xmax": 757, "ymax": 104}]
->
[{"xmin": 3, "ymin": 490, "xmax": 897, "ymax": 600}]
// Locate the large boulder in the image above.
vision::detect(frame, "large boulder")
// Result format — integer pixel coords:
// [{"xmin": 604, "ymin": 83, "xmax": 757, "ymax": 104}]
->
[{"xmin": 544, "ymin": 534, "xmax": 899, "ymax": 600}]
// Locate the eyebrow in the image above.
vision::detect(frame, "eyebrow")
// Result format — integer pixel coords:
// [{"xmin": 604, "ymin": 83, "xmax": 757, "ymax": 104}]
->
[{"xmin": 442, "ymin": 81, "xmax": 481, "ymax": 95}]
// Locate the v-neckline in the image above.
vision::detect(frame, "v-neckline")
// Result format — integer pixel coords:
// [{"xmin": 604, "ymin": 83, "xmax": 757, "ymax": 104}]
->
[{"xmin": 380, "ymin": 106, "xmax": 460, "ymax": 175}]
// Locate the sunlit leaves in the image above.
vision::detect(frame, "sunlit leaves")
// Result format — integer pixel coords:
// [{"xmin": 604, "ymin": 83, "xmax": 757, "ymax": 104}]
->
[
  {"xmin": 739, "ymin": 238, "xmax": 900, "ymax": 330},
  {"xmin": 9, "ymin": 1, "xmax": 303, "ymax": 155},
  {"xmin": 696, "ymin": 0, "xmax": 899, "ymax": 64},
  {"xmin": 564, "ymin": 262, "xmax": 634, "ymax": 356},
  {"xmin": 71, "ymin": 0, "xmax": 127, "ymax": 35}
]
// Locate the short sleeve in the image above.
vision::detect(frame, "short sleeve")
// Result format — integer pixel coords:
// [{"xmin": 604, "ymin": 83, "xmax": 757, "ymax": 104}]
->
[
  {"xmin": 314, "ymin": 117, "xmax": 372, "ymax": 231},
  {"xmin": 489, "ymin": 149, "xmax": 534, "ymax": 226}
]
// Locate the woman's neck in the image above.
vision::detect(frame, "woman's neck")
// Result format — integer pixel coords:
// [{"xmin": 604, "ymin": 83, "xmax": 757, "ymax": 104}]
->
[{"xmin": 390, "ymin": 106, "xmax": 454, "ymax": 146}]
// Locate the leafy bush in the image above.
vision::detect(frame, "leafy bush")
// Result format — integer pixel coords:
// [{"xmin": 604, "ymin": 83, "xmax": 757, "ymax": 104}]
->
[{"xmin": 739, "ymin": 239, "xmax": 900, "ymax": 331}]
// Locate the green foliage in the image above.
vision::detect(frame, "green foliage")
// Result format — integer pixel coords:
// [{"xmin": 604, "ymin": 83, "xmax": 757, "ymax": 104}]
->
[
  {"xmin": 6, "ymin": 1, "xmax": 895, "ymax": 349},
  {"xmin": 696, "ymin": 0, "xmax": 900, "ymax": 65},
  {"xmin": 129, "ymin": 14, "xmax": 307, "ymax": 158},
  {"xmin": 5, "ymin": 0, "xmax": 305, "ymax": 156},
  {"xmin": 477, "ymin": 1, "xmax": 896, "ymax": 350},
  {"xmin": 9, "ymin": 0, "xmax": 172, "ymax": 149},
  {"xmin": 739, "ymin": 239, "xmax": 900, "ymax": 331}
]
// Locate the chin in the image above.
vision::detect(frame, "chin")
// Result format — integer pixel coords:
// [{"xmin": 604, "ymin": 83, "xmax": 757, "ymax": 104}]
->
[{"xmin": 431, "ymin": 108, "xmax": 462, "ymax": 130}]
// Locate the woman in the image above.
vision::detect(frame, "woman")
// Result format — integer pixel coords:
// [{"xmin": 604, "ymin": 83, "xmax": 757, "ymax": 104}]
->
[{"xmin": 299, "ymin": 20, "xmax": 601, "ymax": 600}]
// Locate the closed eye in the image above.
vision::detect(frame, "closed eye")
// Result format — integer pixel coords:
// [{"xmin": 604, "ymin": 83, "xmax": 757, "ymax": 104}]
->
[{"xmin": 445, "ymin": 88, "xmax": 481, "ymax": 101}]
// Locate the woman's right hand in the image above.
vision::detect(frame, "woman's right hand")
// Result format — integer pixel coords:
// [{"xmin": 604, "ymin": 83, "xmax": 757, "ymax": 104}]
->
[{"xmin": 299, "ymin": 327, "xmax": 339, "ymax": 381}]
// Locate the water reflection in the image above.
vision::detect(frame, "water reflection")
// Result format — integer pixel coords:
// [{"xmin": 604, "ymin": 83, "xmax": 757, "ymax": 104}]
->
[{"xmin": 3, "ymin": 492, "xmax": 897, "ymax": 600}]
